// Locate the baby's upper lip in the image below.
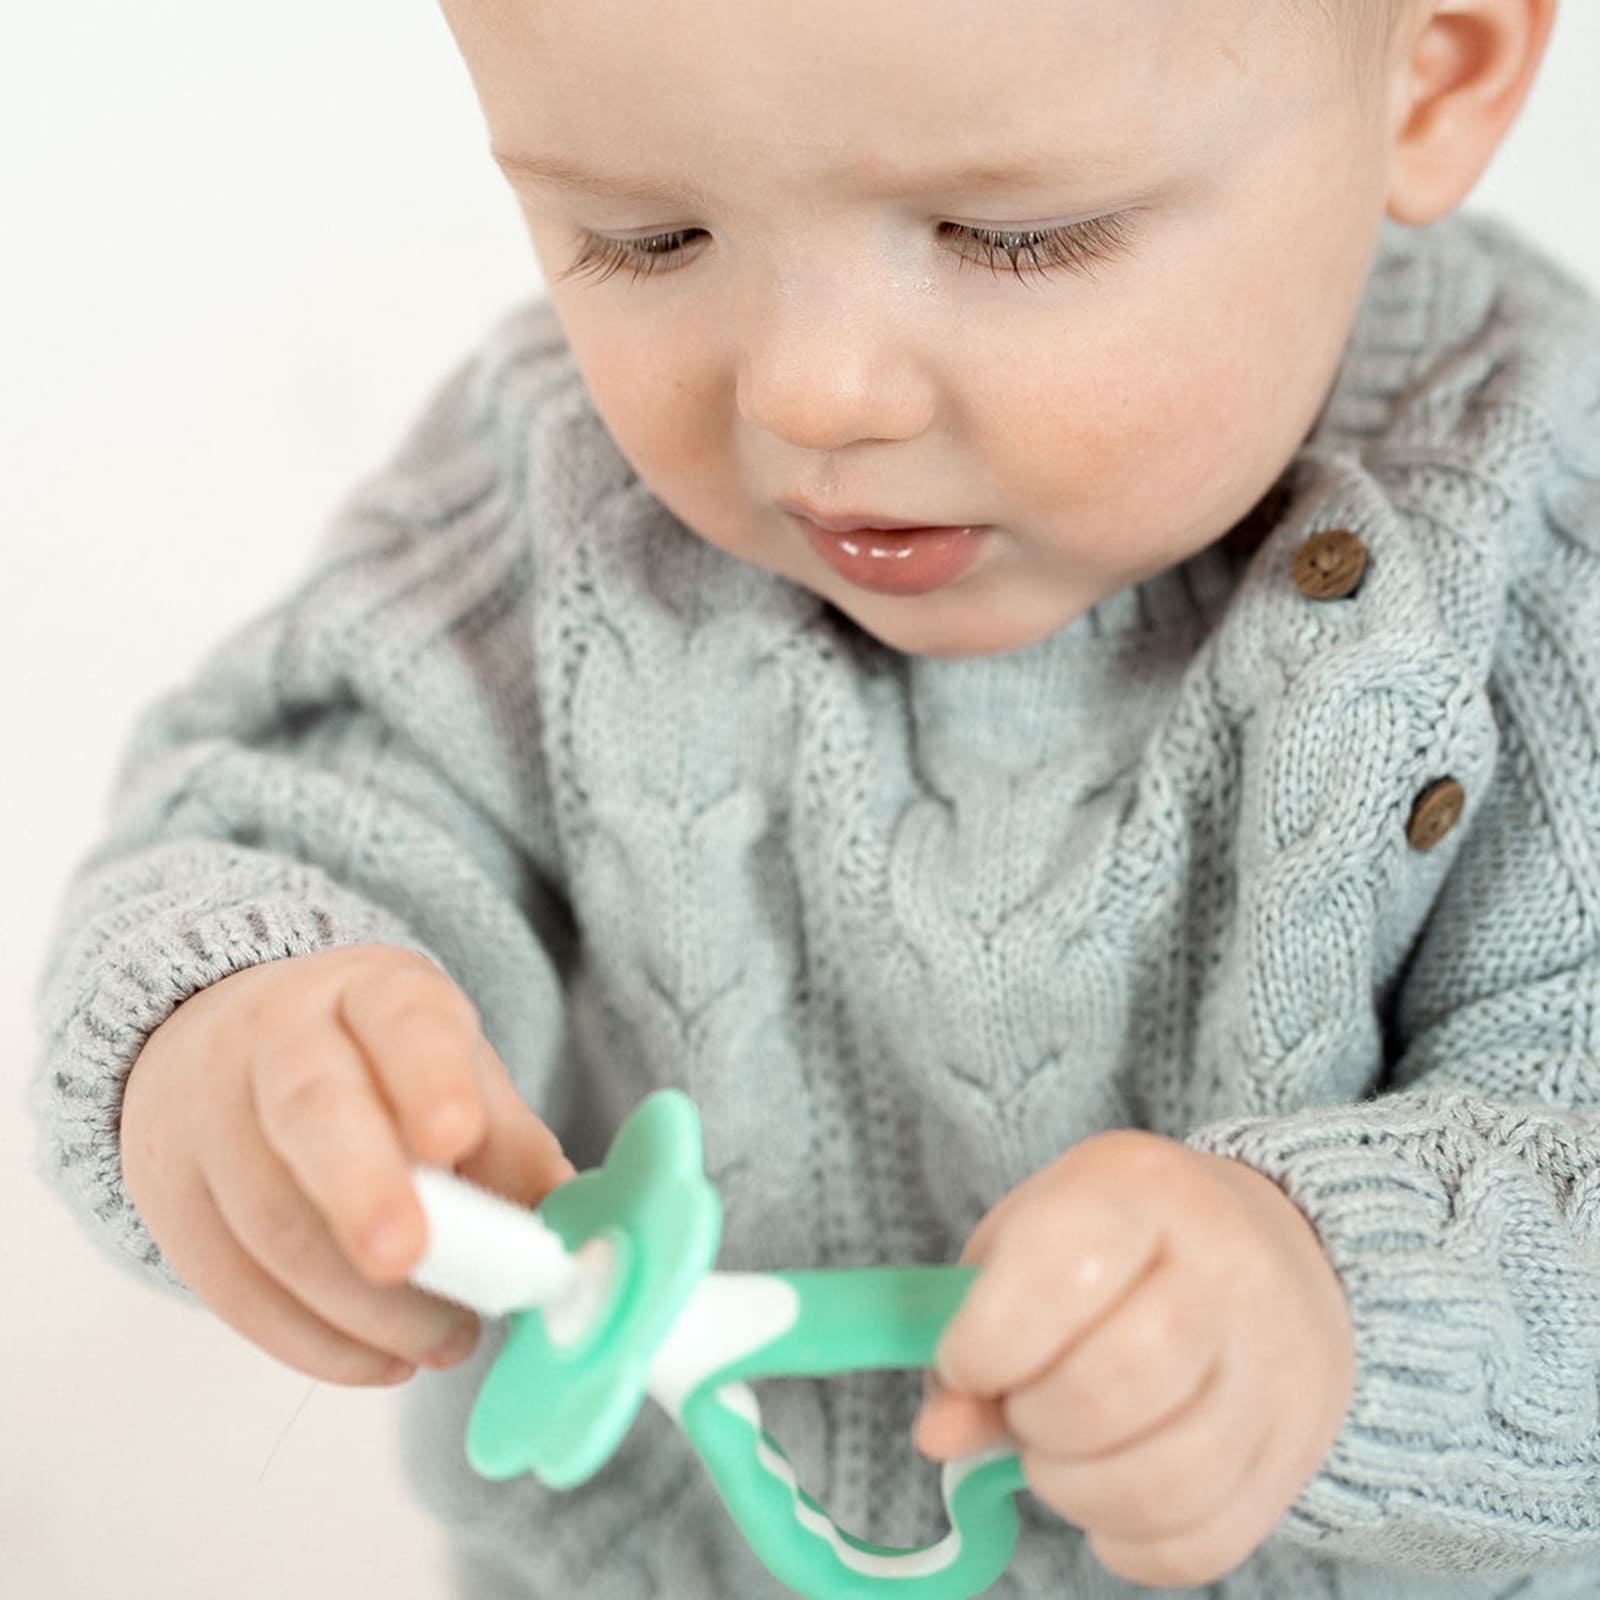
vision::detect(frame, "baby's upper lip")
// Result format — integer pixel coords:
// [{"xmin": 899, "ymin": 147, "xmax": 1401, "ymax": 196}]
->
[{"xmin": 779, "ymin": 498, "xmax": 970, "ymax": 533}]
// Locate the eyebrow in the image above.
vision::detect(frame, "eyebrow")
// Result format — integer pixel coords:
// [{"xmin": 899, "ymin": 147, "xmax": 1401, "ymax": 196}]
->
[{"xmin": 492, "ymin": 146, "xmax": 1138, "ymax": 209}]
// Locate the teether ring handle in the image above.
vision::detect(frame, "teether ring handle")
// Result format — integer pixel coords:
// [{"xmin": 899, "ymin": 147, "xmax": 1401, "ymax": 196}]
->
[
  {"xmin": 678, "ymin": 1266, "xmax": 1027, "ymax": 1599},
  {"xmin": 430, "ymin": 1092, "xmax": 1033, "ymax": 1598}
]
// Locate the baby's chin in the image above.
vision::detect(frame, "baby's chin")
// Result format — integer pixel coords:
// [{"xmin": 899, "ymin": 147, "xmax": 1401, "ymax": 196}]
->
[{"xmin": 819, "ymin": 584, "xmax": 1101, "ymax": 660}]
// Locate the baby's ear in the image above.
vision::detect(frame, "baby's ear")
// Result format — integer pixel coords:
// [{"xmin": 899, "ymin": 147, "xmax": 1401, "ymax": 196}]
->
[{"xmin": 1383, "ymin": 0, "xmax": 1559, "ymax": 228}]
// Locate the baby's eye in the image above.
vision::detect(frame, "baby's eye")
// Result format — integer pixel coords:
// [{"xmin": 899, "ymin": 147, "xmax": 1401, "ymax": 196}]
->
[
  {"xmin": 944, "ymin": 213, "xmax": 1139, "ymax": 286},
  {"xmin": 555, "ymin": 211, "xmax": 1140, "ymax": 289}
]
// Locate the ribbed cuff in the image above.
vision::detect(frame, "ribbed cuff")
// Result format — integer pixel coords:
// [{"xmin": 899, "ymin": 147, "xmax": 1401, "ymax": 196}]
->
[
  {"xmin": 30, "ymin": 859, "xmax": 447, "ymax": 1300},
  {"xmin": 1184, "ymin": 1088, "xmax": 1600, "ymax": 1564}
]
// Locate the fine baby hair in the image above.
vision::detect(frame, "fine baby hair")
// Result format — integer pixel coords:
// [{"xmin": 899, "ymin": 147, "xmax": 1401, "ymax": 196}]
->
[{"xmin": 409, "ymin": 1089, "xmax": 1026, "ymax": 1599}]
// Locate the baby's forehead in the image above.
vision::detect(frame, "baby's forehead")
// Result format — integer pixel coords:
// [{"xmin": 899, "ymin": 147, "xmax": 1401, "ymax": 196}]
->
[
  {"xmin": 448, "ymin": 0, "xmax": 1347, "ymax": 200},
  {"xmin": 459, "ymin": 0, "xmax": 1304, "ymax": 69}
]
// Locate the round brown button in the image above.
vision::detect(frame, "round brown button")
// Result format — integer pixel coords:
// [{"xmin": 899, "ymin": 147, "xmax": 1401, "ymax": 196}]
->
[
  {"xmin": 1292, "ymin": 529, "xmax": 1368, "ymax": 600},
  {"xmin": 1406, "ymin": 777, "xmax": 1465, "ymax": 850}
]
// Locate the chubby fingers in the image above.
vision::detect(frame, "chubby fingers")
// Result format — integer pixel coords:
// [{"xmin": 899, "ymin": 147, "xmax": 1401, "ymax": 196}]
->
[
  {"xmin": 343, "ymin": 966, "xmax": 574, "ymax": 1207},
  {"xmin": 204, "ymin": 1123, "xmax": 484, "ymax": 1379},
  {"xmin": 914, "ymin": 1373, "xmax": 1007, "ymax": 1460},
  {"xmin": 1025, "ymin": 1354, "xmax": 1266, "ymax": 1551},
  {"xmin": 251, "ymin": 1012, "xmax": 438, "ymax": 1283},
  {"xmin": 450, "ymin": 1037, "xmax": 576, "ymax": 1207},
  {"xmin": 339, "ymin": 959, "xmax": 488, "ymax": 1171},
  {"xmin": 934, "ymin": 1172, "xmax": 1165, "ymax": 1407},
  {"xmin": 1001, "ymin": 1269, "xmax": 1218, "ymax": 1460}
]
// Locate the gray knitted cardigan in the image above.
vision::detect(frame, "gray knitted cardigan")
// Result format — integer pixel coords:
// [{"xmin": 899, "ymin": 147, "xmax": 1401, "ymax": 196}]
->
[{"xmin": 30, "ymin": 210, "xmax": 1600, "ymax": 1600}]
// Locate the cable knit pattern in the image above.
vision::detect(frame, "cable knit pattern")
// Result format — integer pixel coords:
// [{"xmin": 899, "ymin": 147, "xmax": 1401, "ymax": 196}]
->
[{"xmin": 28, "ymin": 210, "xmax": 1600, "ymax": 1599}]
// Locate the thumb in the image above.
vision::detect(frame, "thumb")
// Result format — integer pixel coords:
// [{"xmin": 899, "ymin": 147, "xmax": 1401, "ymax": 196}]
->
[
  {"xmin": 915, "ymin": 1372, "xmax": 1009, "ymax": 1462},
  {"xmin": 452, "ymin": 1038, "xmax": 576, "ymax": 1208}
]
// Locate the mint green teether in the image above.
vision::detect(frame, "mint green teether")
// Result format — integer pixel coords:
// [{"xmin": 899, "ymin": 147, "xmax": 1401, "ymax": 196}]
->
[
  {"xmin": 466, "ymin": 1090, "xmax": 720, "ymax": 1487},
  {"xmin": 407, "ymin": 1090, "xmax": 1028, "ymax": 1600}
]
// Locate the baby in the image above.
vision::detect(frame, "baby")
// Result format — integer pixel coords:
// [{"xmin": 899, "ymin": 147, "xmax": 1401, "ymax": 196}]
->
[{"xmin": 30, "ymin": 0, "xmax": 1599, "ymax": 1596}]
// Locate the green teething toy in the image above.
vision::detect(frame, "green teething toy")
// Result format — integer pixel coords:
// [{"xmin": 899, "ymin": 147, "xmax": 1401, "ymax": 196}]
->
[{"xmin": 408, "ymin": 1090, "xmax": 1028, "ymax": 1600}]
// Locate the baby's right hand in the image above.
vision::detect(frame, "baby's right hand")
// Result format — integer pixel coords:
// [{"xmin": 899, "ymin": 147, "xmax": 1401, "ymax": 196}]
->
[{"xmin": 120, "ymin": 944, "xmax": 575, "ymax": 1386}]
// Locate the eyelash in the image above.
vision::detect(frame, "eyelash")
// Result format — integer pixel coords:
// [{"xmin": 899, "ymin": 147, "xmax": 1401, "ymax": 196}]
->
[{"xmin": 555, "ymin": 211, "xmax": 1140, "ymax": 288}]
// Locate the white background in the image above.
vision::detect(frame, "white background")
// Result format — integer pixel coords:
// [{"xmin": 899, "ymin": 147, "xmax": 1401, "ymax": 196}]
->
[{"xmin": 4, "ymin": 4, "xmax": 1599, "ymax": 1596}]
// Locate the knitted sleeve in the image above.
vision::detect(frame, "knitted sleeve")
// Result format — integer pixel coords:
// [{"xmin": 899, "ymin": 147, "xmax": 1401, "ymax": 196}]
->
[
  {"xmin": 26, "ymin": 353, "xmax": 573, "ymax": 1304},
  {"xmin": 1184, "ymin": 524, "xmax": 1600, "ymax": 1573}
]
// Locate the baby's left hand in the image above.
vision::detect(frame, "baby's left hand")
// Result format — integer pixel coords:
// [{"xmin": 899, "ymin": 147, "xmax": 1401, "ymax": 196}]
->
[{"xmin": 915, "ymin": 1130, "xmax": 1355, "ymax": 1587}]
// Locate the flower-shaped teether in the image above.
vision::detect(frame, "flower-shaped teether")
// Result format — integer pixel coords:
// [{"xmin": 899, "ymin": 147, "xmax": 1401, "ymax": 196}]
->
[{"xmin": 409, "ymin": 1090, "xmax": 1027, "ymax": 1599}]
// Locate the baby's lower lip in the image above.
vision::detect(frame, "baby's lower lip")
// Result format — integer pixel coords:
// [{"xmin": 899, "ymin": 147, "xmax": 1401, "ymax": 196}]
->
[{"xmin": 797, "ymin": 518, "xmax": 993, "ymax": 596}]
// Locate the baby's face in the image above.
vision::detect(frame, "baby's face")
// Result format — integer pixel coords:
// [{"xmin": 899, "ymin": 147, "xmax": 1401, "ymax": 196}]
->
[{"xmin": 440, "ymin": 0, "xmax": 1407, "ymax": 657}]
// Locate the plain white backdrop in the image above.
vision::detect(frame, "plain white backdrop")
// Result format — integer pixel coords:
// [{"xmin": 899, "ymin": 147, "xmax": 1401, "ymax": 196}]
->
[{"xmin": 4, "ymin": 5, "xmax": 1599, "ymax": 1597}]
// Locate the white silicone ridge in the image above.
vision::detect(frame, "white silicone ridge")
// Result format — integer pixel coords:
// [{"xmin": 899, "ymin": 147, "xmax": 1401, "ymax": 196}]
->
[
  {"xmin": 646, "ymin": 1272, "xmax": 801, "ymax": 1421},
  {"xmin": 727, "ymin": 1381, "xmax": 994, "ymax": 1579},
  {"xmin": 544, "ymin": 1235, "xmax": 619, "ymax": 1346},
  {"xmin": 647, "ymin": 1272, "xmax": 1012, "ymax": 1581}
]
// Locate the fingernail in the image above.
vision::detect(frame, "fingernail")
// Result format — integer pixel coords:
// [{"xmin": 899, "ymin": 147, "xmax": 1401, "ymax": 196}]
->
[
  {"xmin": 429, "ymin": 1099, "xmax": 474, "ymax": 1146},
  {"xmin": 913, "ymin": 1400, "xmax": 945, "ymax": 1459},
  {"xmin": 913, "ymin": 1372, "xmax": 943, "ymax": 1446},
  {"xmin": 366, "ymin": 1215, "xmax": 415, "ymax": 1270},
  {"xmin": 424, "ymin": 1321, "xmax": 480, "ymax": 1368}
]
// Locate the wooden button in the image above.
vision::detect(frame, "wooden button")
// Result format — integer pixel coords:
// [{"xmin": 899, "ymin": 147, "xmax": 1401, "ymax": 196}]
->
[
  {"xmin": 1406, "ymin": 778, "xmax": 1465, "ymax": 850},
  {"xmin": 1292, "ymin": 529, "xmax": 1368, "ymax": 600}
]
